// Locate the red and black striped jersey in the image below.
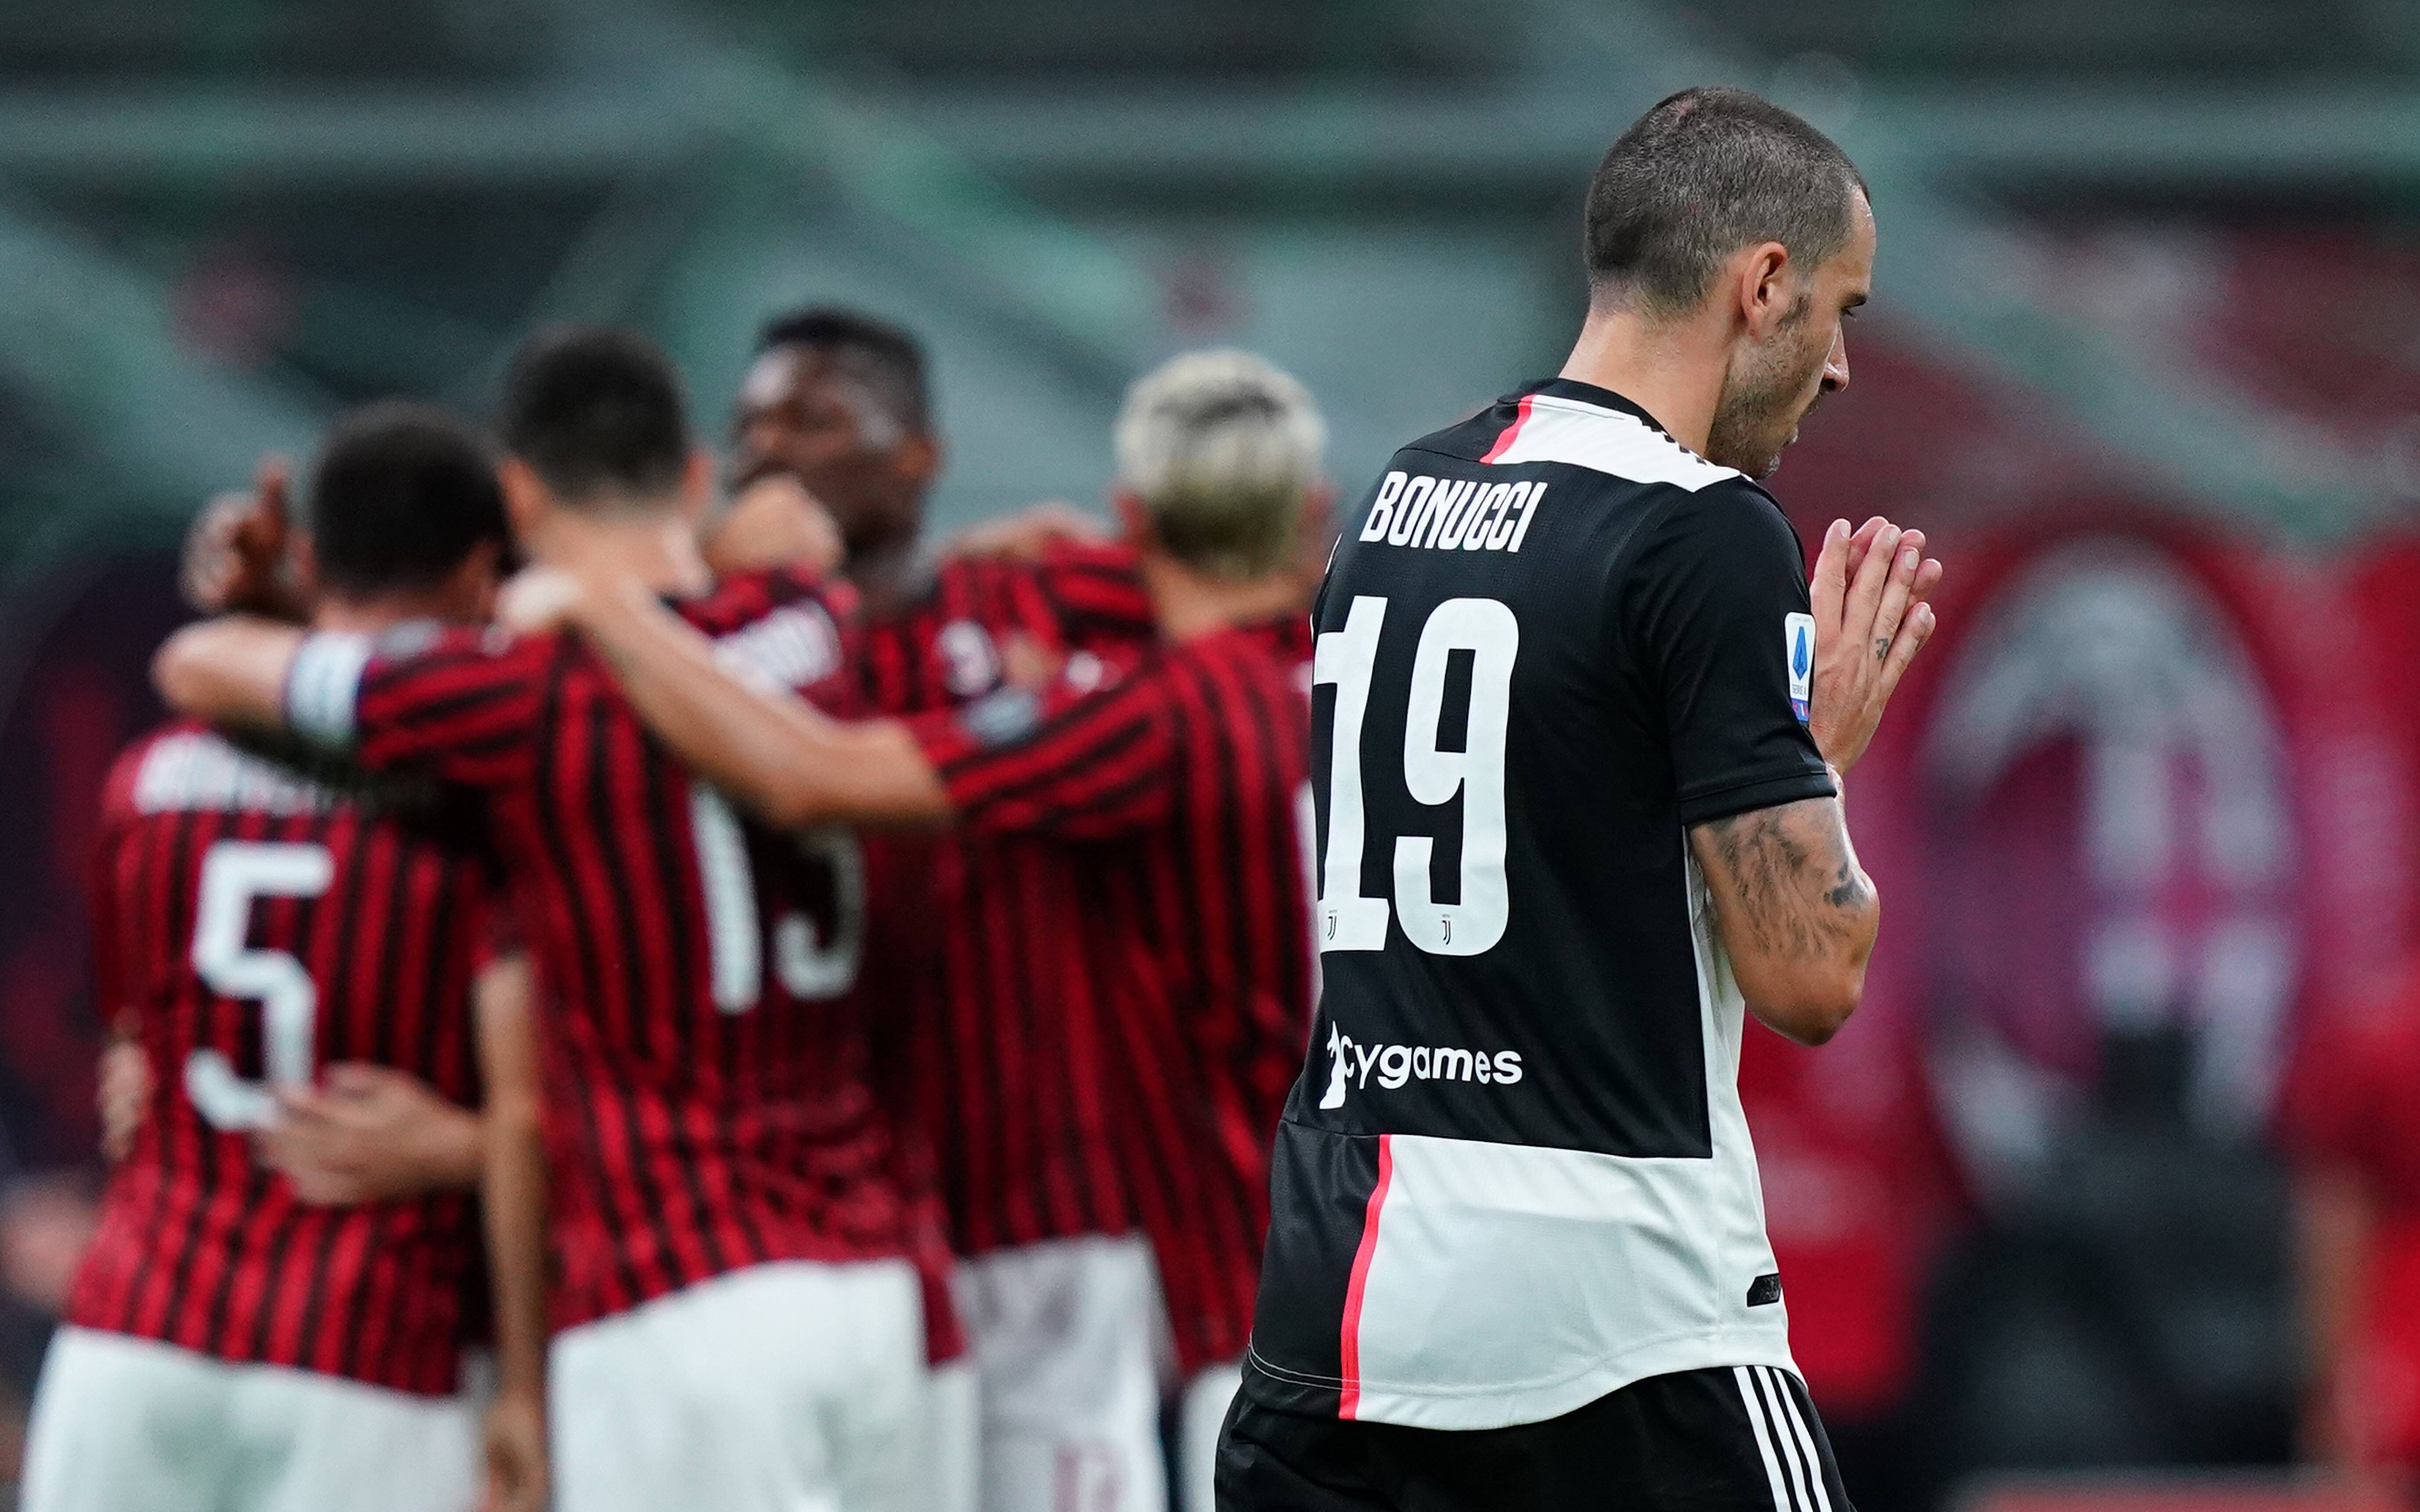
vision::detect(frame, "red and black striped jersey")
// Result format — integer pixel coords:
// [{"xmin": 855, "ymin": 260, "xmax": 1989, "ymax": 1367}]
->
[
  {"xmin": 852, "ymin": 550, "xmax": 1163, "ymax": 1267},
  {"xmin": 904, "ymin": 614, "xmax": 1316, "ymax": 1373},
  {"xmin": 300, "ymin": 568, "xmax": 916, "ymax": 1332},
  {"xmin": 69, "ymin": 721, "xmax": 493, "ymax": 1395},
  {"xmin": 854, "ymin": 544, "xmax": 1156, "ymax": 715},
  {"xmin": 849, "ymin": 550, "xmax": 1151, "ymax": 1364}
]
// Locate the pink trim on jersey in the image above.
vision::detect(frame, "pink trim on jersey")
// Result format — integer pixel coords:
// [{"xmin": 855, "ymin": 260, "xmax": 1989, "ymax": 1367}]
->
[
  {"xmin": 1479, "ymin": 395, "xmax": 1535, "ymax": 463},
  {"xmin": 1338, "ymin": 1132, "xmax": 1395, "ymax": 1420}
]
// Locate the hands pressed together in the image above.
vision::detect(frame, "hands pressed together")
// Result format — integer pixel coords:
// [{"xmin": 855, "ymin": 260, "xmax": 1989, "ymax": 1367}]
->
[{"xmin": 1807, "ymin": 516, "xmax": 1944, "ymax": 776}]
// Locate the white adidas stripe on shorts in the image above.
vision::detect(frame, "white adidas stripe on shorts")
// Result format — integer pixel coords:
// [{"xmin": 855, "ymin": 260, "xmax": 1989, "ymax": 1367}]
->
[{"xmin": 1734, "ymin": 1365, "xmax": 1836, "ymax": 1512}]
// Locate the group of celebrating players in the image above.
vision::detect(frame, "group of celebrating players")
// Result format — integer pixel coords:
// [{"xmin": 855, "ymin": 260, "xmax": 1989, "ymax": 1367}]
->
[
  {"xmin": 22, "ymin": 83, "xmax": 1951, "ymax": 1512},
  {"xmin": 32, "ymin": 307, "xmax": 1322, "ymax": 1512}
]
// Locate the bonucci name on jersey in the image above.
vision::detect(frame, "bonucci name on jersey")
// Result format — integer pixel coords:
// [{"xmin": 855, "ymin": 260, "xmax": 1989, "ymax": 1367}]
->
[{"xmin": 1243, "ymin": 381, "xmax": 1838, "ymax": 1431}]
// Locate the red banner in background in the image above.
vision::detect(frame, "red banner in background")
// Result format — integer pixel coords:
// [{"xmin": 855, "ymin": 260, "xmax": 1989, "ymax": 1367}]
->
[{"xmin": 1749, "ymin": 507, "xmax": 2413, "ymax": 1421}]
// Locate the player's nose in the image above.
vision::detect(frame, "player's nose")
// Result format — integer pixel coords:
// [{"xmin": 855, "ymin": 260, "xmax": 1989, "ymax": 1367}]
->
[{"xmin": 1821, "ymin": 326, "xmax": 1851, "ymax": 395}]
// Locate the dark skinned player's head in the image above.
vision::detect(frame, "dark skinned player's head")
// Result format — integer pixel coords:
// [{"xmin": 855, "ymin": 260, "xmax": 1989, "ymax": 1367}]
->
[
  {"xmin": 302, "ymin": 400, "xmax": 509, "ymax": 624},
  {"xmin": 732, "ymin": 307, "xmax": 939, "ymax": 566}
]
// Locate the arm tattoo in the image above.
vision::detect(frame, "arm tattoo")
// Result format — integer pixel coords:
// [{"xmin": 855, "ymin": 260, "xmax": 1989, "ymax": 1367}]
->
[
  {"xmin": 1698, "ymin": 802, "xmax": 1873, "ymax": 962},
  {"xmin": 1824, "ymin": 861, "xmax": 1865, "ymax": 910}
]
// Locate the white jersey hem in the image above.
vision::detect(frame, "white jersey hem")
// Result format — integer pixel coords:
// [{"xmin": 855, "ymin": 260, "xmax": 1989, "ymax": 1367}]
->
[{"xmin": 1344, "ymin": 1329, "xmax": 1801, "ymax": 1432}]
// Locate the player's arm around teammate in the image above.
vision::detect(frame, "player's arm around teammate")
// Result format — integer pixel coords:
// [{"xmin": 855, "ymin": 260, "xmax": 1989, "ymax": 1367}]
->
[
  {"xmin": 495, "ymin": 564, "xmax": 955, "ymax": 826},
  {"xmin": 153, "ymin": 463, "xmax": 510, "ymax": 1196},
  {"xmin": 160, "ymin": 447, "xmax": 553, "ymax": 1230}
]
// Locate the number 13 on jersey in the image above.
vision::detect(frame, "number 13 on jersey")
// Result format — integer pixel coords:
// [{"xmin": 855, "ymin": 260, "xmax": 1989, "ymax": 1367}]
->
[{"xmin": 1314, "ymin": 594, "xmax": 1518, "ymax": 958}]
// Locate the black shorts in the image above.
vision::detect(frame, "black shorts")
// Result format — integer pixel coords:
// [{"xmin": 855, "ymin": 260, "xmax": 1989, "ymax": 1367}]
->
[{"xmin": 1217, "ymin": 1365, "xmax": 1852, "ymax": 1512}]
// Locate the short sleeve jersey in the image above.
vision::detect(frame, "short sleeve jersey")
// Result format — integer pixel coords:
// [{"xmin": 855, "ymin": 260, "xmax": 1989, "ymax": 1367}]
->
[
  {"xmin": 842, "ymin": 548, "xmax": 1163, "ymax": 1364},
  {"xmin": 902, "ymin": 616, "xmax": 1316, "ymax": 1374},
  {"xmin": 1242, "ymin": 378, "xmax": 1837, "ymax": 1430},
  {"xmin": 288, "ymin": 569, "xmax": 915, "ymax": 1332},
  {"xmin": 69, "ymin": 721, "xmax": 492, "ymax": 1394}
]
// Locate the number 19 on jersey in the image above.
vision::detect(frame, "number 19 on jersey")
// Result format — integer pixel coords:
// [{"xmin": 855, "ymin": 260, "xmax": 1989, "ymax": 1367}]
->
[{"xmin": 1314, "ymin": 594, "xmax": 1519, "ymax": 958}]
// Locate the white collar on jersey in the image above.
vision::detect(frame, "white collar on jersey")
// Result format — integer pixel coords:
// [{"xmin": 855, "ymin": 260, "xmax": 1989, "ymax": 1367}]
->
[{"xmin": 1486, "ymin": 388, "xmax": 1743, "ymax": 493}]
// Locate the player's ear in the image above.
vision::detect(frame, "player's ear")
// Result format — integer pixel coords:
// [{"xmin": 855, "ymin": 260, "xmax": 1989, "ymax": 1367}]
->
[
  {"xmin": 1738, "ymin": 241, "xmax": 1793, "ymax": 338},
  {"xmin": 897, "ymin": 432, "xmax": 942, "ymax": 491},
  {"xmin": 498, "ymin": 457, "xmax": 549, "ymax": 540},
  {"xmin": 443, "ymin": 539, "xmax": 505, "ymax": 625}
]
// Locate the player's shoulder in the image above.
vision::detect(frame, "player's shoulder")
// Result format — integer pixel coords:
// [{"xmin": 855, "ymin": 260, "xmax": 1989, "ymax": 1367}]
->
[
  {"xmin": 1194, "ymin": 617, "xmax": 1316, "ymax": 721},
  {"xmin": 1475, "ymin": 381, "xmax": 1745, "ymax": 495},
  {"xmin": 1481, "ymin": 378, "xmax": 1794, "ymax": 552},
  {"xmin": 1391, "ymin": 379, "xmax": 1738, "ymax": 490},
  {"xmin": 684, "ymin": 564, "xmax": 851, "ymax": 632},
  {"xmin": 684, "ymin": 566, "xmax": 853, "ymax": 699},
  {"xmin": 360, "ymin": 618, "xmax": 557, "ymax": 682},
  {"xmin": 1338, "ymin": 381, "xmax": 1776, "ymax": 571},
  {"xmin": 911, "ymin": 549, "xmax": 1105, "ymax": 635},
  {"xmin": 102, "ymin": 719, "xmax": 346, "ymax": 824},
  {"xmin": 1209, "ymin": 615, "xmax": 1313, "ymax": 680},
  {"xmin": 98, "ymin": 718, "xmax": 199, "ymax": 822},
  {"xmin": 1628, "ymin": 470, "xmax": 1805, "ymax": 575},
  {"xmin": 1034, "ymin": 539, "xmax": 1145, "ymax": 592},
  {"xmin": 1033, "ymin": 542, "xmax": 1156, "ymax": 647},
  {"xmin": 919, "ymin": 552, "xmax": 1045, "ymax": 634}
]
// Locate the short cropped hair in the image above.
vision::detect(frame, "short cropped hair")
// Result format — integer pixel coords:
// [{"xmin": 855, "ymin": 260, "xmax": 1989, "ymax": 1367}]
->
[
  {"xmin": 757, "ymin": 306, "xmax": 932, "ymax": 437},
  {"xmin": 306, "ymin": 401, "xmax": 507, "ymax": 598},
  {"xmin": 1114, "ymin": 350, "xmax": 1324, "ymax": 582},
  {"xmin": 498, "ymin": 326, "xmax": 691, "ymax": 507},
  {"xmin": 1583, "ymin": 86, "xmax": 1866, "ymax": 316}
]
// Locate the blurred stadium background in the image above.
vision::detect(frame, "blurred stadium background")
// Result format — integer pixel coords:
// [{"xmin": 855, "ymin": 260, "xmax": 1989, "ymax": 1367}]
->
[{"xmin": 7, "ymin": 1, "xmax": 2420, "ymax": 1507}]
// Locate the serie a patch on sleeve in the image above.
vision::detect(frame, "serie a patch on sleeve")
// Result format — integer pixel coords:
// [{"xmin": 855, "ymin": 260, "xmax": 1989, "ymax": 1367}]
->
[
  {"xmin": 1785, "ymin": 613, "xmax": 1815, "ymax": 722},
  {"xmin": 958, "ymin": 686, "xmax": 1045, "ymax": 749}
]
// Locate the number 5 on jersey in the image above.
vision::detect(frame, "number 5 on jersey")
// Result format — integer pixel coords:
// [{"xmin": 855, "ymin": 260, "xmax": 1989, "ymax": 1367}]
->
[
  {"xmin": 1314, "ymin": 594, "xmax": 1518, "ymax": 957},
  {"xmin": 187, "ymin": 840, "xmax": 335, "ymax": 1130}
]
